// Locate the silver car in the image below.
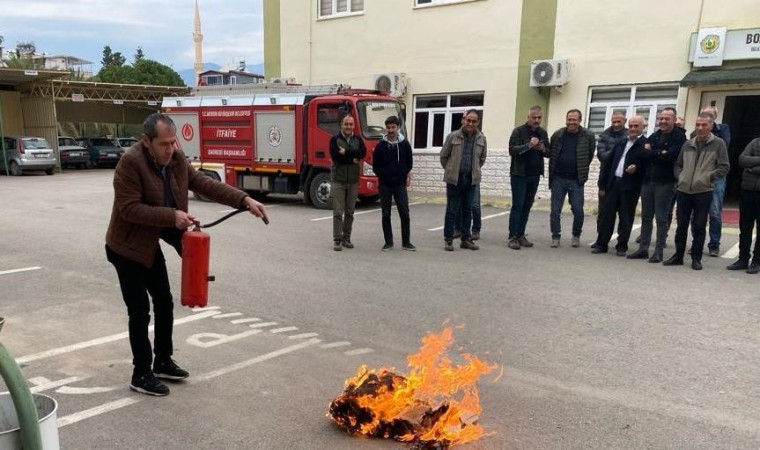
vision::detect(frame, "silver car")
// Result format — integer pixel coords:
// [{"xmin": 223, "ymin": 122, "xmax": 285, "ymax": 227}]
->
[{"xmin": 1, "ymin": 136, "xmax": 57, "ymax": 176}]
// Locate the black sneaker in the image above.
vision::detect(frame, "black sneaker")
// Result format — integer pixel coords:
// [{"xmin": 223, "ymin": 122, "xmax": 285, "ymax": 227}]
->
[
  {"xmin": 153, "ymin": 359, "xmax": 190, "ymax": 381},
  {"xmin": 402, "ymin": 243, "xmax": 416, "ymax": 251},
  {"xmin": 382, "ymin": 243, "xmax": 393, "ymax": 251},
  {"xmin": 130, "ymin": 372, "xmax": 170, "ymax": 396}
]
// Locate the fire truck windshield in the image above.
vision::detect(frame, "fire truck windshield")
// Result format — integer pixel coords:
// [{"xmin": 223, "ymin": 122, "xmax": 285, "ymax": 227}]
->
[{"xmin": 356, "ymin": 101, "xmax": 406, "ymax": 140}]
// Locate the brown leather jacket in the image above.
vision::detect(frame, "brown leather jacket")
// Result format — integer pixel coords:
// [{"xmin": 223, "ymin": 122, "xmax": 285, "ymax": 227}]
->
[{"xmin": 106, "ymin": 143, "xmax": 248, "ymax": 267}]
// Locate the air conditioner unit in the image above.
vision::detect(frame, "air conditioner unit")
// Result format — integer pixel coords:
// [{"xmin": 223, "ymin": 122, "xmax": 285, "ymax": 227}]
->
[
  {"xmin": 529, "ymin": 59, "xmax": 569, "ymax": 87},
  {"xmin": 373, "ymin": 73, "xmax": 408, "ymax": 97}
]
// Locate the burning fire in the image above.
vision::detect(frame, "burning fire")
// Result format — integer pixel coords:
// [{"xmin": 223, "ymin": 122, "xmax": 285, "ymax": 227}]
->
[{"xmin": 328, "ymin": 327, "xmax": 499, "ymax": 449}]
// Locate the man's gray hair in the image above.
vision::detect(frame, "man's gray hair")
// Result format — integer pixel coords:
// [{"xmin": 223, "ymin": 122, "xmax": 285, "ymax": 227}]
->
[
  {"xmin": 698, "ymin": 112, "xmax": 714, "ymax": 124},
  {"xmin": 143, "ymin": 113, "xmax": 177, "ymax": 140}
]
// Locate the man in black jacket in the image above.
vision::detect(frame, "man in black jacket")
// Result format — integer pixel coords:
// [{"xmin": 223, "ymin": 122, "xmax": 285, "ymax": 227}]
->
[
  {"xmin": 371, "ymin": 116, "xmax": 415, "ymax": 251},
  {"xmin": 507, "ymin": 105, "xmax": 548, "ymax": 249},
  {"xmin": 628, "ymin": 107, "xmax": 686, "ymax": 262},
  {"xmin": 329, "ymin": 114, "xmax": 366, "ymax": 251},
  {"xmin": 592, "ymin": 116, "xmax": 649, "ymax": 256},
  {"xmin": 727, "ymin": 137, "xmax": 760, "ymax": 274}
]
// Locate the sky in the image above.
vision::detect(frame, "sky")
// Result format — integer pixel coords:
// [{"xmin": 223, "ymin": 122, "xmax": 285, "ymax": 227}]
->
[{"xmin": 0, "ymin": 0, "xmax": 264, "ymax": 73}]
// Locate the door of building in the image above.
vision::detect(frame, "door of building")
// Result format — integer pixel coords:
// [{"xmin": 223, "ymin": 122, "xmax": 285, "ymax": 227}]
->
[{"xmin": 701, "ymin": 90, "xmax": 760, "ymax": 199}]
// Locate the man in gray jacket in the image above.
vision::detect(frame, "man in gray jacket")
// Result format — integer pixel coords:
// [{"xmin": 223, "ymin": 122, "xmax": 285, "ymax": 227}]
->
[
  {"xmin": 663, "ymin": 113, "xmax": 730, "ymax": 270},
  {"xmin": 440, "ymin": 109, "xmax": 487, "ymax": 251},
  {"xmin": 726, "ymin": 137, "xmax": 760, "ymax": 274}
]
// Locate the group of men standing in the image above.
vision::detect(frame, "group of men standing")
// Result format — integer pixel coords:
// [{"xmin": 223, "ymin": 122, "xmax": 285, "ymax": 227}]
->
[{"xmin": 327, "ymin": 104, "xmax": 760, "ymax": 274}]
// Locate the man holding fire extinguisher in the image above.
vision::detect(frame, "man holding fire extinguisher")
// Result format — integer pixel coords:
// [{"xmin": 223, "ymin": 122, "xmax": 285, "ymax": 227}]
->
[{"xmin": 105, "ymin": 113, "xmax": 268, "ymax": 397}]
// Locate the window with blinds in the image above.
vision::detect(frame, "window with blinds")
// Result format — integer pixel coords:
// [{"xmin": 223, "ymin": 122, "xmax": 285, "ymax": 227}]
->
[
  {"xmin": 319, "ymin": 0, "xmax": 364, "ymax": 17},
  {"xmin": 587, "ymin": 84, "xmax": 678, "ymax": 136}
]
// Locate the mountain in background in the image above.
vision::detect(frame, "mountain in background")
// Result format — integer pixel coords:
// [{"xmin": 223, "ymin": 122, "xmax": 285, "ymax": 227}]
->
[{"xmin": 179, "ymin": 62, "xmax": 265, "ymax": 87}]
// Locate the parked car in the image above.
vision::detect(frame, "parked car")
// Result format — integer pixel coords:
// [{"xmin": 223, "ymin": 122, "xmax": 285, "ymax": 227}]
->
[
  {"xmin": 1, "ymin": 136, "xmax": 56, "ymax": 176},
  {"xmin": 114, "ymin": 137, "xmax": 139, "ymax": 150},
  {"xmin": 76, "ymin": 137, "xmax": 124, "ymax": 168},
  {"xmin": 58, "ymin": 136, "xmax": 91, "ymax": 169}
]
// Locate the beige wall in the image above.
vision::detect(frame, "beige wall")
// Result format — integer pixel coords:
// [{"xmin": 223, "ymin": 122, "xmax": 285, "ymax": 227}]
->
[
  {"xmin": 0, "ymin": 91, "xmax": 24, "ymax": 136},
  {"xmin": 279, "ymin": 0, "xmax": 523, "ymax": 146}
]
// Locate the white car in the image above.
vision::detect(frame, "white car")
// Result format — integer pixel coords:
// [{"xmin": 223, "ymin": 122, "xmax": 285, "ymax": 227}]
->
[{"xmin": 114, "ymin": 137, "xmax": 139, "ymax": 150}]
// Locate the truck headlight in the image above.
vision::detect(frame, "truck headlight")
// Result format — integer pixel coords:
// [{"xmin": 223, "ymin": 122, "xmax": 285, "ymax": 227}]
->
[{"xmin": 362, "ymin": 162, "xmax": 375, "ymax": 177}]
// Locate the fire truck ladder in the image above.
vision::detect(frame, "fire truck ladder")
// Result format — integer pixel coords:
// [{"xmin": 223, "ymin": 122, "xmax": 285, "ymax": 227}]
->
[{"xmin": 193, "ymin": 83, "xmax": 351, "ymax": 96}]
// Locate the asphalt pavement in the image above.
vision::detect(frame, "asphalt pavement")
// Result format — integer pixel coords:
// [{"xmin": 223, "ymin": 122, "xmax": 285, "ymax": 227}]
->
[{"xmin": 1, "ymin": 169, "xmax": 759, "ymax": 450}]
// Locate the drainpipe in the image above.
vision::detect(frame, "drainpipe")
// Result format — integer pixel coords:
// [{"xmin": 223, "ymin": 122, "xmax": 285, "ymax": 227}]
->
[{"xmin": 0, "ymin": 317, "xmax": 43, "ymax": 450}]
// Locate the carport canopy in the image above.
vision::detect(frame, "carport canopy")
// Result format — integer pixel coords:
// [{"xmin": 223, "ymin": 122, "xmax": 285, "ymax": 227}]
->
[{"xmin": 680, "ymin": 66, "xmax": 760, "ymax": 87}]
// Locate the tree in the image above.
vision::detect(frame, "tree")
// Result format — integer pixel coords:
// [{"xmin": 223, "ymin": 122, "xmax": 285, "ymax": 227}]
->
[
  {"xmin": 95, "ymin": 56, "xmax": 184, "ymax": 86},
  {"xmin": 134, "ymin": 47, "xmax": 145, "ymax": 62},
  {"xmin": 101, "ymin": 45, "xmax": 126, "ymax": 67}
]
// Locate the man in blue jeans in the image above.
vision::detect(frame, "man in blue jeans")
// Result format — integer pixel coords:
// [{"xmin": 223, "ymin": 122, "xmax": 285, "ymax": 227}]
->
[
  {"xmin": 507, "ymin": 105, "xmax": 548, "ymax": 249},
  {"xmin": 547, "ymin": 109, "xmax": 596, "ymax": 248},
  {"xmin": 700, "ymin": 106, "xmax": 731, "ymax": 257},
  {"xmin": 441, "ymin": 109, "xmax": 487, "ymax": 251}
]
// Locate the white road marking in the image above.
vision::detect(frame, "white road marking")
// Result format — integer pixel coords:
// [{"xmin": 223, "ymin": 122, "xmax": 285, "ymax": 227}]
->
[
  {"xmin": 212, "ymin": 312, "xmax": 244, "ymax": 319},
  {"xmin": 191, "ymin": 338, "xmax": 322, "ymax": 382},
  {"xmin": 29, "ymin": 376, "xmax": 85, "ymax": 393},
  {"xmin": 270, "ymin": 326, "xmax": 299, "ymax": 333},
  {"xmin": 57, "ymin": 386, "xmax": 117, "ymax": 394},
  {"xmin": 311, "ymin": 202, "xmax": 423, "ymax": 221},
  {"xmin": 343, "ymin": 348, "xmax": 374, "ymax": 356},
  {"xmin": 0, "ymin": 266, "xmax": 42, "ymax": 276},
  {"xmin": 16, "ymin": 309, "xmax": 221, "ymax": 364},
  {"xmin": 427, "ymin": 211, "xmax": 508, "ymax": 231},
  {"xmin": 58, "ymin": 398, "xmax": 140, "ymax": 427},
  {"xmin": 230, "ymin": 318, "xmax": 262, "ymax": 324},
  {"xmin": 721, "ymin": 239, "xmax": 756, "ymax": 259},
  {"xmin": 248, "ymin": 322, "xmax": 279, "ymax": 328},
  {"xmin": 187, "ymin": 330, "xmax": 262, "ymax": 348},
  {"xmin": 320, "ymin": 341, "xmax": 351, "ymax": 349},
  {"xmin": 288, "ymin": 333, "xmax": 319, "ymax": 340}
]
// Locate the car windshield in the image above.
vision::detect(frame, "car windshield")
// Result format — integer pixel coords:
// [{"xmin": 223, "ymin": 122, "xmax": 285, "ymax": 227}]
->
[
  {"xmin": 91, "ymin": 138, "xmax": 115, "ymax": 146},
  {"xmin": 356, "ymin": 101, "xmax": 405, "ymax": 139},
  {"xmin": 59, "ymin": 138, "xmax": 78, "ymax": 146},
  {"xmin": 119, "ymin": 138, "xmax": 137, "ymax": 147},
  {"xmin": 22, "ymin": 138, "xmax": 51, "ymax": 149}
]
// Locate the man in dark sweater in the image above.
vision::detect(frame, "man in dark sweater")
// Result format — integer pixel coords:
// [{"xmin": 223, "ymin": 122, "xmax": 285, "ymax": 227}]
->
[
  {"xmin": 507, "ymin": 105, "xmax": 548, "ymax": 249},
  {"xmin": 727, "ymin": 137, "xmax": 760, "ymax": 274},
  {"xmin": 371, "ymin": 116, "xmax": 415, "ymax": 251},
  {"xmin": 547, "ymin": 109, "xmax": 597, "ymax": 248}
]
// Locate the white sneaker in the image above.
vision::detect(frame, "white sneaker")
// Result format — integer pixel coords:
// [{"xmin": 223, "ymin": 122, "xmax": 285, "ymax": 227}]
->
[
  {"xmin": 571, "ymin": 236, "xmax": 580, "ymax": 248},
  {"xmin": 550, "ymin": 239, "xmax": 560, "ymax": 248}
]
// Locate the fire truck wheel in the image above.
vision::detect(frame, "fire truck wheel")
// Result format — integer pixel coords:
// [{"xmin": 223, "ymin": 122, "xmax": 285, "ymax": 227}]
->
[{"xmin": 309, "ymin": 172, "xmax": 332, "ymax": 210}]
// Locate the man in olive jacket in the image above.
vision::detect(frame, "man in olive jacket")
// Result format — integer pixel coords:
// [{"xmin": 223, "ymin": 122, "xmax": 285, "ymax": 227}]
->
[
  {"xmin": 106, "ymin": 113, "xmax": 268, "ymax": 396},
  {"xmin": 329, "ymin": 114, "xmax": 367, "ymax": 251},
  {"xmin": 727, "ymin": 137, "xmax": 760, "ymax": 274},
  {"xmin": 663, "ymin": 113, "xmax": 729, "ymax": 270},
  {"xmin": 440, "ymin": 109, "xmax": 487, "ymax": 251}
]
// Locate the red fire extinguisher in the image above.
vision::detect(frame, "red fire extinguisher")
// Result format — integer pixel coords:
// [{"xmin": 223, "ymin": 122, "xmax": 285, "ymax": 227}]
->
[{"xmin": 180, "ymin": 207, "xmax": 268, "ymax": 308}]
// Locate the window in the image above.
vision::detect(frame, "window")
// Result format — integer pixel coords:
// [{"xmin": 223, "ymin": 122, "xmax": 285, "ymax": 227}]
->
[
  {"xmin": 203, "ymin": 75, "xmax": 223, "ymax": 86},
  {"xmin": 316, "ymin": 104, "xmax": 342, "ymax": 135},
  {"xmin": 413, "ymin": 92, "xmax": 484, "ymax": 151},
  {"xmin": 415, "ymin": 0, "xmax": 477, "ymax": 6},
  {"xmin": 319, "ymin": 0, "xmax": 363, "ymax": 17},
  {"xmin": 586, "ymin": 84, "xmax": 678, "ymax": 136}
]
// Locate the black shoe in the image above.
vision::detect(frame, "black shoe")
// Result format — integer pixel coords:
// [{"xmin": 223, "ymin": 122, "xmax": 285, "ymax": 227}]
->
[
  {"xmin": 342, "ymin": 238, "xmax": 354, "ymax": 249},
  {"xmin": 708, "ymin": 246, "xmax": 719, "ymax": 257},
  {"xmin": 460, "ymin": 239, "xmax": 479, "ymax": 250},
  {"xmin": 471, "ymin": 231, "xmax": 480, "ymax": 241},
  {"xmin": 627, "ymin": 249, "xmax": 649, "ymax": 260},
  {"xmin": 153, "ymin": 359, "xmax": 190, "ymax": 381},
  {"xmin": 590, "ymin": 242, "xmax": 599, "ymax": 249},
  {"xmin": 691, "ymin": 259, "xmax": 703, "ymax": 271},
  {"xmin": 444, "ymin": 240, "xmax": 454, "ymax": 252},
  {"xmin": 748, "ymin": 261, "xmax": 760, "ymax": 275},
  {"xmin": 662, "ymin": 255, "xmax": 684, "ymax": 266},
  {"xmin": 402, "ymin": 243, "xmax": 417, "ymax": 251},
  {"xmin": 130, "ymin": 372, "xmax": 170, "ymax": 396},
  {"xmin": 727, "ymin": 260, "xmax": 749, "ymax": 271},
  {"xmin": 648, "ymin": 252, "xmax": 663, "ymax": 263},
  {"xmin": 591, "ymin": 246, "xmax": 607, "ymax": 254},
  {"xmin": 615, "ymin": 248, "xmax": 627, "ymax": 257},
  {"xmin": 382, "ymin": 243, "xmax": 393, "ymax": 252},
  {"xmin": 333, "ymin": 241, "xmax": 342, "ymax": 251}
]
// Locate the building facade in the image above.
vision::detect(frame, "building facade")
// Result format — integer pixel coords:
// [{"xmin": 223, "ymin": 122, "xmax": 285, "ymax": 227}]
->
[{"xmin": 264, "ymin": 0, "xmax": 760, "ymax": 201}]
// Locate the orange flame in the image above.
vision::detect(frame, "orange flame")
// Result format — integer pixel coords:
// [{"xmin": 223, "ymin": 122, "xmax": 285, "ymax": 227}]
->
[{"xmin": 329, "ymin": 327, "xmax": 498, "ymax": 448}]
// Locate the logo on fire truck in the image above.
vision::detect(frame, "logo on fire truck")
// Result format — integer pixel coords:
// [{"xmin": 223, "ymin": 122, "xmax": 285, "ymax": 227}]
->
[
  {"xmin": 268, "ymin": 125, "xmax": 282, "ymax": 147},
  {"xmin": 181, "ymin": 123, "xmax": 194, "ymax": 141}
]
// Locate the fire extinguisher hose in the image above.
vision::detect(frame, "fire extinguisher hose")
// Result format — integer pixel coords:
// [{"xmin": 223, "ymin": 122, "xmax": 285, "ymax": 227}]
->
[{"xmin": 197, "ymin": 207, "xmax": 248, "ymax": 229}]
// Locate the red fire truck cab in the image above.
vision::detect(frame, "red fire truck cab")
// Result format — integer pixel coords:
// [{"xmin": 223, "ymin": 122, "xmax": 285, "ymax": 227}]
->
[{"xmin": 161, "ymin": 84, "xmax": 405, "ymax": 209}]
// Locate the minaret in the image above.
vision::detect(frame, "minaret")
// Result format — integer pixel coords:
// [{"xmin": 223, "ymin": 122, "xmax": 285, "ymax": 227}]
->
[{"xmin": 193, "ymin": 0, "xmax": 204, "ymax": 86}]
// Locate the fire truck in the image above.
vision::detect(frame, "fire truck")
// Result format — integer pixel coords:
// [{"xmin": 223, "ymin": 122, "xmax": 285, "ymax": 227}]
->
[{"xmin": 161, "ymin": 83, "xmax": 406, "ymax": 209}]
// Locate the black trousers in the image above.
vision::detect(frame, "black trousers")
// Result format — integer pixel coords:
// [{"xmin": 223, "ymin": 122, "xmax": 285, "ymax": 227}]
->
[
  {"xmin": 106, "ymin": 245, "xmax": 174, "ymax": 374},
  {"xmin": 594, "ymin": 178, "xmax": 640, "ymax": 251},
  {"xmin": 379, "ymin": 184, "xmax": 411, "ymax": 245},
  {"xmin": 739, "ymin": 189, "xmax": 760, "ymax": 263},
  {"xmin": 674, "ymin": 191, "xmax": 712, "ymax": 260}
]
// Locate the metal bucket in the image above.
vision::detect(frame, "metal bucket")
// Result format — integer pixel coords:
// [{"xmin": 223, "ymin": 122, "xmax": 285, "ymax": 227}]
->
[{"xmin": 0, "ymin": 392, "xmax": 60, "ymax": 449}]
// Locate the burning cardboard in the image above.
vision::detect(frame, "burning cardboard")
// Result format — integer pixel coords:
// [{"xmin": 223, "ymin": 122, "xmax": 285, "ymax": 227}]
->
[{"xmin": 329, "ymin": 327, "xmax": 498, "ymax": 449}]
